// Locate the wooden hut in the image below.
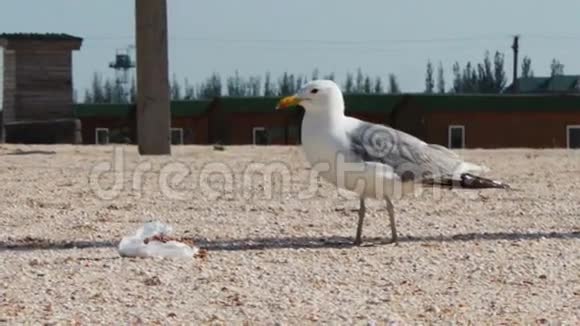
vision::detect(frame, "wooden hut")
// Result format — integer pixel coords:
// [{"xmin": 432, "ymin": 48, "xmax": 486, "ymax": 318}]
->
[{"xmin": 0, "ymin": 33, "xmax": 83, "ymax": 143}]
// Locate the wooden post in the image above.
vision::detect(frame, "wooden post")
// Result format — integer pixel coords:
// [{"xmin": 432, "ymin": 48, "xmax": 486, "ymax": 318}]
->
[{"xmin": 135, "ymin": 0, "xmax": 171, "ymax": 155}]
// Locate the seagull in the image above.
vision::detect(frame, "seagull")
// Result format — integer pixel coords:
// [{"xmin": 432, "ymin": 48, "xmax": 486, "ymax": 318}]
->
[{"xmin": 276, "ymin": 79, "xmax": 510, "ymax": 245}]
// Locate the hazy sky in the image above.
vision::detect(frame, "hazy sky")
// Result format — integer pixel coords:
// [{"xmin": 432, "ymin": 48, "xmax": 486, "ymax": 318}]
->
[{"xmin": 2, "ymin": 0, "xmax": 580, "ymax": 98}]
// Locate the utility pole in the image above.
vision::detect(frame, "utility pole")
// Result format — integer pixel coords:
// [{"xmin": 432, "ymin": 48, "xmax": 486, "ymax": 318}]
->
[
  {"xmin": 135, "ymin": 0, "xmax": 171, "ymax": 155},
  {"xmin": 511, "ymin": 35, "xmax": 520, "ymax": 93}
]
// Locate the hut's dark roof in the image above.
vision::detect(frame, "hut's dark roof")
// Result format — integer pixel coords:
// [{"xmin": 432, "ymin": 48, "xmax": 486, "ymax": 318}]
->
[{"xmin": 0, "ymin": 33, "xmax": 83, "ymax": 41}]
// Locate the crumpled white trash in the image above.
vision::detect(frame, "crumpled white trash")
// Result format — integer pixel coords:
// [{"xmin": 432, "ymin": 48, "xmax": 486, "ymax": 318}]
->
[{"xmin": 118, "ymin": 221, "xmax": 198, "ymax": 258}]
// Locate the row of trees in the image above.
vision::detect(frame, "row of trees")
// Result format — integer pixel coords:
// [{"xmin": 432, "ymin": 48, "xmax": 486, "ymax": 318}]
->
[
  {"xmin": 83, "ymin": 74, "xmax": 136, "ymax": 104},
  {"xmin": 82, "ymin": 52, "xmax": 569, "ymax": 104},
  {"xmin": 449, "ymin": 51, "xmax": 507, "ymax": 93},
  {"xmin": 83, "ymin": 68, "xmax": 402, "ymax": 103},
  {"xmin": 424, "ymin": 53, "xmax": 567, "ymax": 93},
  {"xmin": 179, "ymin": 68, "xmax": 402, "ymax": 100}
]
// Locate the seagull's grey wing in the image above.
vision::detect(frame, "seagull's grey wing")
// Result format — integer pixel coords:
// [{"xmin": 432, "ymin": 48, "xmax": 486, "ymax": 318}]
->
[{"xmin": 347, "ymin": 121, "xmax": 480, "ymax": 182}]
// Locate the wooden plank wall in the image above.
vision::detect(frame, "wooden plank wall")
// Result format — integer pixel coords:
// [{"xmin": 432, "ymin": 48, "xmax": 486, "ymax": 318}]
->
[
  {"xmin": 2, "ymin": 50, "xmax": 16, "ymax": 122},
  {"xmin": 12, "ymin": 50, "xmax": 74, "ymax": 121}
]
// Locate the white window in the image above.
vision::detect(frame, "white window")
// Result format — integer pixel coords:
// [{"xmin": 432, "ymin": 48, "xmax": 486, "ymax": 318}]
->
[
  {"xmin": 567, "ymin": 125, "xmax": 580, "ymax": 149},
  {"xmin": 95, "ymin": 128, "xmax": 109, "ymax": 145},
  {"xmin": 171, "ymin": 128, "xmax": 184, "ymax": 145},
  {"xmin": 253, "ymin": 127, "xmax": 268, "ymax": 145},
  {"xmin": 448, "ymin": 125, "xmax": 465, "ymax": 149}
]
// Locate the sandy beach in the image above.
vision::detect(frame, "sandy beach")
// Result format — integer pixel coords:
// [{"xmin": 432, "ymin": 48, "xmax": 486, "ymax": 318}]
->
[{"xmin": 1, "ymin": 144, "xmax": 579, "ymax": 324}]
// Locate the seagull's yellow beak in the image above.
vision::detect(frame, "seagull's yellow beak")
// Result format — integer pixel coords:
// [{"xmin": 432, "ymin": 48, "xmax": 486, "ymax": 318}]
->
[{"xmin": 276, "ymin": 95, "xmax": 301, "ymax": 110}]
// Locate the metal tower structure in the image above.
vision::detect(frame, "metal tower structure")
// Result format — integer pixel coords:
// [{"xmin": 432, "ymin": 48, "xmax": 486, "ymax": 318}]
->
[{"xmin": 109, "ymin": 45, "xmax": 136, "ymax": 99}]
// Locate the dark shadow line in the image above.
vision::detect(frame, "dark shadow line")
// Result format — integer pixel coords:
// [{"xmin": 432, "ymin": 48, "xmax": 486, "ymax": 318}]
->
[
  {"xmin": 3, "ymin": 150, "xmax": 57, "ymax": 155},
  {"xmin": 401, "ymin": 230, "xmax": 580, "ymax": 243},
  {"xmin": 192, "ymin": 231, "xmax": 580, "ymax": 251},
  {"xmin": 0, "ymin": 239, "xmax": 116, "ymax": 252},
  {"xmin": 1, "ymin": 231, "xmax": 578, "ymax": 252}
]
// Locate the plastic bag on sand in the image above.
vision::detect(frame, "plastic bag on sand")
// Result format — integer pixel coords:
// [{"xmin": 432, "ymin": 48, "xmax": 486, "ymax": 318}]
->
[{"xmin": 118, "ymin": 221, "xmax": 198, "ymax": 259}]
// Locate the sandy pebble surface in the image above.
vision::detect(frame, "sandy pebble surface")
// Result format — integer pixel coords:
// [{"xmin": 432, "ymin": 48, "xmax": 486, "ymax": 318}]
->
[{"xmin": 0, "ymin": 144, "xmax": 579, "ymax": 325}]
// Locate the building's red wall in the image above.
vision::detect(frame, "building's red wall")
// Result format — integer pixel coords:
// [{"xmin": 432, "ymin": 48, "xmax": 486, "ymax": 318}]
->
[
  {"xmin": 79, "ymin": 118, "xmax": 132, "ymax": 144},
  {"xmin": 171, "ymin": 116, "xmax": 209, "ymax": 144},
  {"xmin": 227, "ymin": 112, "xmax": 299, "ymax": 145},
  {"xmin": 78, "ymin": 101, "xmax": 580, "ymax": 148},
  {"xmin": 193, "ymin": 116, "xmax": 209, "ymax": 144},
  {"xmin": 425, "ymin": 111, "xmax": 580, "ymax": 148}
]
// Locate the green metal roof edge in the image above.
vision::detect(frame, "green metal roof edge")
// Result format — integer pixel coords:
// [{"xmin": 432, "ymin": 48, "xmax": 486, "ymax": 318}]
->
[
  {"xmin": 219, "ymin": 95, "xmax": 403, "ymax": 114},
  {"xmin": 219, "ymin": 97, "xmax": 280, "ymax": 113},
  {"xmin": 74, "ymin": 94, "xmax": 580, "ymax": 118},
  {"xmin": 407, "ymin": 93, "xmax": 580, "ymax": 112},
  {"xmin": 546, "ymin": 76, "xmax": 579, "ymax": 92},
  {"xmin": 74, "ymin": 100, "xmax": 212, "ymax": 118},
  {"xmin": 344, "ymin": 94, "xmax": 404, "ymax": 113},
  {"xmin": 74, "ymin": 104, "xmax": 132, "ymax": 118},
  {"xmin": 171, "ymin": 100, "xmax": 211, "ymax": 117}
]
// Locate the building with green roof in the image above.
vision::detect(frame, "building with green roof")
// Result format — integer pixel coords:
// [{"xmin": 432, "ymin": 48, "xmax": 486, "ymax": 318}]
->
[
  {"xmin": 73, "ymin": 92, "xmax": 580, "ymax": 148},
  {"xmin": 505, "ymin": 75, "xmax": 580, "ymax": 94}
]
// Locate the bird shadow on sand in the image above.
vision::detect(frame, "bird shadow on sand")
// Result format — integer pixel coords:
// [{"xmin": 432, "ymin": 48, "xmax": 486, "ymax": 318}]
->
[
  {"xmin": 0, "ymin": 238, "xmax": 116, "ymax": 252},
  {"xmin": 191, "ymin": 230, "xmax": 580, "ymax": 251},
  {"xmin": 0, "ymin": 231, "xmax": 578, "ymax": 252}
]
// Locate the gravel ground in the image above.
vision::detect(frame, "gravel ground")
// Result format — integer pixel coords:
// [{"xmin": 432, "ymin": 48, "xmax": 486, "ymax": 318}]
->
[{"xmin": 0, "ymin": 144, "xmax": 579, "ymax": 325}]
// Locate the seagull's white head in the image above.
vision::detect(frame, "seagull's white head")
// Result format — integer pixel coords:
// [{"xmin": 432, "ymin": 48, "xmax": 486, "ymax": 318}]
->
[{"xmin": 276, "ymin": 79, "xmax": 345, "ymax": 116}]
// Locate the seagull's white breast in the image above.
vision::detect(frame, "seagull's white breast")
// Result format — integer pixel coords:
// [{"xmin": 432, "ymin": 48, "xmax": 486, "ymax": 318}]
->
[{"xmin": 301, "ymin": 113, "xmax": 347, "ymax": 179}]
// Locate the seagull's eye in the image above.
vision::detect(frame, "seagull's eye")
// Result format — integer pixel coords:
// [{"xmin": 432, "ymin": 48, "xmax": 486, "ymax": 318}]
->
[{"xmin": 310, "ymin": 88, "xmax": 319, "ymax": 94}]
